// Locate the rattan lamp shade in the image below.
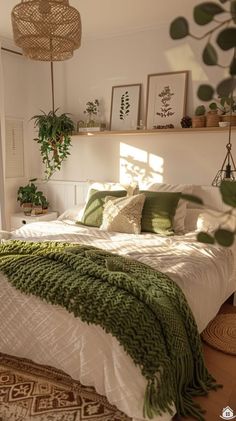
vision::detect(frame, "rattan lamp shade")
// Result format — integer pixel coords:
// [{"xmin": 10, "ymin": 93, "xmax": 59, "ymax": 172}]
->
[{"xmin": 12, "ymin": 0, "xmax": 81, "ymax": 61}]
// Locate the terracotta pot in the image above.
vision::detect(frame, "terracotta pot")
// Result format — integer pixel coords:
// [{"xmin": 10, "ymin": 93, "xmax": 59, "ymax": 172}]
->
[
  {"xmin": 192, "ymin": 115, "xmax": 206, "ymax": 128},
  {"xmin": 21, "ymin": 203, "xmax": 32, "ymax": 215},
  {"xmin": 221, "ymin": 114, "xmax": 236, "ymax": 126},
  {"xmin": 206, "ymin": 112, "xmax": 220, "ymax": 127}
]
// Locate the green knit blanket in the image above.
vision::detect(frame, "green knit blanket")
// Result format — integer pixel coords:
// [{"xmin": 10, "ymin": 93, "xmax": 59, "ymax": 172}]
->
[{"xmin": 0, "ymin": 240, "xmax": 219, "ymax": 420}]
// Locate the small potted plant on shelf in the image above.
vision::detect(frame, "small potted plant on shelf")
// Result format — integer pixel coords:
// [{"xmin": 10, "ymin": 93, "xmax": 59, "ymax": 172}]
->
[
  {"xmin": 77, "ymin": 99, "xmax": 106, "ymax": 133},
  {"xmin": 206, "ymin": 102, "xmax": 220, "ymax": 127},
  {"xmin": 17, "ymin": 179, "xmax": 49, "ymax": 216},
  {"xmin": 220, "ymin": 96, "xmax": 236, "ymax": 126},
  {"xmin": 192, "ymin": 105, "xmax": 206, "ymax": 128}
]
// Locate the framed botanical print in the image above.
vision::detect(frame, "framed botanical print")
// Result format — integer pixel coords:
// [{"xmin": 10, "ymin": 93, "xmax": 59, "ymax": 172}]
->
[
  {"xmin": 146, "ymin": 71, "xmax": 188, "ymax": 129},
  {"xmin": 110, "ymin": 84, "xmax": 141, "ymax": 130}
]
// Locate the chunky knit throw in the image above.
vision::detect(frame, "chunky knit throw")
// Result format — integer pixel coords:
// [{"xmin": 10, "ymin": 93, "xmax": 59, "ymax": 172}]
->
[{"xmin": 0, "ymin": 240, "xmax": 219, "ymax": 421}]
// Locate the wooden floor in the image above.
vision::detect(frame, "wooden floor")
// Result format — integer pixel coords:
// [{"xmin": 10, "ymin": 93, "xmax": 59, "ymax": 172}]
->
[{"xmin": 174, "ymin": 304, "xmax": 236, "ymax": 421}]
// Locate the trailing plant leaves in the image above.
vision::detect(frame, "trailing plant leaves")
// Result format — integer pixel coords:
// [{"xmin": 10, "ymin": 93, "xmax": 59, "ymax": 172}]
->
[
  {"xmin": 170, "ymin": 17, "xmax": 189, "ymax": 39},
  {"xmin": 230, "ymin": 56, "xmax": 236, "ymax": 76},
  {"xmin": 197, "ymin": 84, "xmax": 214, "ymax": 101},
  {"xmin": 202, "ymin": 43, "xmax": 218, "ymax": 65},
  {"xmin": 194, "ymin": 2, "xmax": 225, "ymax": 25},
  {"xmin": 220, "ymin": 180, "xmax": 236, "ymax": 207},
  {"xmin": 217, "ymin": 77, "xmax": 236, "ymax": 97},
  {"xmin": 231, "ymin": 0, "xmax": 236, "ymax": 23},
  {"xmin": 181, "ymin": 193, "xmax": 204, "ymax": 205},
  {"xmin": 217, "ymin": 28, "xmax": 236, "ymax": 50},
  {"xmin": 197, "ymin": 232, "xmax": 215, "ymax": 244},
  {"xmin": 214, "ymin": 229, "xmax": 235, "ymax": 247}
]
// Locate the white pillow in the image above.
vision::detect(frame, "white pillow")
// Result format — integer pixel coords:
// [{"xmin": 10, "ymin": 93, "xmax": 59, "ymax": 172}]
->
[
  {"xmin": 197, "ymin": 209, "xmax": 236, "ymax": 233},
  {"xmin": 100, "ymin": 193, "xmax": 145, "ymax": 234},
  {"xmin": 140, "ymin": 182, "xmax": 193, "ymax": 234},
  {"xmin": 58, "ymin": 205, "xmax": 85, "ymax": 222},
  {"xmin": 184, "ymin": 209, "xmax": 203, "ymax": 232}
]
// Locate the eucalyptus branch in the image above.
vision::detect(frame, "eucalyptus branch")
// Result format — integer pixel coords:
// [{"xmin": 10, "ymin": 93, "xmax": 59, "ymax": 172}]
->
[{"xmin": 189, "ymin": 17, "xmax": 232, "ymax": 40}]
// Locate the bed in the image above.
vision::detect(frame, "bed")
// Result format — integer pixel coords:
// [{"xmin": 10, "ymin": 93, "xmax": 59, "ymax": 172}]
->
[{"xmin": 0, "ymin": 183, "xmax": 236, "ymax": 421}]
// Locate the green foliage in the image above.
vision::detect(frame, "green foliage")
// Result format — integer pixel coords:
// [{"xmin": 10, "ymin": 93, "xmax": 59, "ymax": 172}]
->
[
  {"xmin": 32, "ymin": 109, "xmax": 74, "ymax": 180},
  {"xmin": 194, "ymin": 2, "xmax": 224, "ymax": 25},
  {"xmin": 169, "ymin": 1, "xmax": 236, "ymax": 102},
  {"xmin": 195, "ymin": 105, "xmax": 206, "ymax": 116},
  {"xmin": 209, "ymin": 102, "xmax": 218, "ymax": 110},
  {"xmin": 197, "ymin": 232, "xmax": 215, "ymax": 244},
  {"xmin": 169, "ymin": 17, "xmax": 189, "ymax": 39},
  {"xmin": 197, "ymin": 84, "xmax": 214, "ymax": 101},
  {"xmin": 84, "ymin": 99, "xmax": 100, "ymax": 118},
  {"xmin": 203, "ymin": 43, "xmax": 218, "ymax": 65},
  {"xmin": 17, "ymin": 179, "xmax": 48, "ymax": 208}
]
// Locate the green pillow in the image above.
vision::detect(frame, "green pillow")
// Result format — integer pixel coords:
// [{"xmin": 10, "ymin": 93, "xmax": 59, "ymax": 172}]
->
[
  {"xmin": 140, "ymin": 191, "xmax": 181, "ymax": 234},
  {"xmin": 79, "ymin": 189, "xmax": 127, "ymax": 227}
]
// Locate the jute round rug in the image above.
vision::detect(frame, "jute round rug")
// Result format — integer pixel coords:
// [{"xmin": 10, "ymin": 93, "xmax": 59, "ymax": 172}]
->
[
  {"xmin": 0, "ymin": 353, "xmax": 131, "ymax": 421},
  {"xmin": 202, "ymin": 313, "xmax": 236, "ymax": 355}
]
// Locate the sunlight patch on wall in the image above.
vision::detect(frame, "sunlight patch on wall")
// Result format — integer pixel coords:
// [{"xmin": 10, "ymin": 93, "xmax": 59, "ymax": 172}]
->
[
  {"xmin": 120, "ymin": 142, "xmax": 163, "ymax": 185},
  {"xmin": 165, "ymin": 43, "xmax": 208, "ymax": 82}
]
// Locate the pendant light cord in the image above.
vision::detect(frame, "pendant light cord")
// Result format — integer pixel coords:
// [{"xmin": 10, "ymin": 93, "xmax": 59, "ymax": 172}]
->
[{"xmin": 51, "ymin": 61, "xmax": 55, "ymax": 114}]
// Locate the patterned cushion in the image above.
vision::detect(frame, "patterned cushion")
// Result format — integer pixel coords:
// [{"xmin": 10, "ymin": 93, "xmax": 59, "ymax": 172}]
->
[
  {"xmin": 79, "ymin": 189, "xmax": 127, "ymax": 227},
  {"xmin": 100, "ymin": 194, "xmax": 146, "ymax": 234}
]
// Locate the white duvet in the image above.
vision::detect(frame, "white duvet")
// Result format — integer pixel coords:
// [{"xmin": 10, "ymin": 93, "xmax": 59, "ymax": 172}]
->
[{"xmin": 0, "ymin": 220, "xmax": 236, "ymax": 421}]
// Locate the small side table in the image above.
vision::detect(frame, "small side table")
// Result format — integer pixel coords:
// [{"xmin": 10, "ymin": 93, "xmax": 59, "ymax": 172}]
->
[{"xmin": 10, "ymin": 211, "xmax": 58, "ymax": 231}]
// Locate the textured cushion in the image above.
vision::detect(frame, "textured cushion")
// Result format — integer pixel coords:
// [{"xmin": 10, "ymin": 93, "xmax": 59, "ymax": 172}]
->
[
  {"xmin": 100, "ymin": 193, "xmax": 146, "ymax": 234},
  {"xmin": 140, "ymin": 191, "xmax": 181, "ymax": 234},
  {"xmin": 141, "ymin": 183, "xmax": 193, "ymax": 234},
  {"xmin": 79, "ymin": 189, "xmax": 127, "ymax": 227}
]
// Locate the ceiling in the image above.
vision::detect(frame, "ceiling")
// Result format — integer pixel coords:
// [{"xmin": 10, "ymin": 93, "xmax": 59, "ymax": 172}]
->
[{"xmin": 0, "ymin": 0, "xmax": 200, "ymax": 41}]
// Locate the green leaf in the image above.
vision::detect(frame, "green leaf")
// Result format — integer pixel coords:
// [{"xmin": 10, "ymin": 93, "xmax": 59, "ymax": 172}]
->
[
  {"xmin": 170, "ymin": 17, "xmax": 189, "ymax": 39},
  {"xmin": 220, "ymin": 180, "xmax": 236, "ymax": 207},
  {"xmin": 194, "ymin": 2, "xmax": 225, "ymax": 25},
  {"xmin": 197, "ymin": 84, "xmax": 214, "ymax": 101},
  {"xmin": 217, "ymin": 78, "xmax": 236, "ymax": 97},
  {"xmin": 214, "ymin": 229, "xmax": 235, "ymax": 247},
  {"xmin": 197, "ymin": 232, "xmax": 215, "ymax": 244},
  {"xmin": 217, "ymin": 28, "xmax": 236, "ymax": 50},
  {"xmin": 202, "ymin": 43, "xmax": 218, "ymax": 65},
  {"xmin": 231, "ymin": 0, "xmax": 236, "ymax": 23},
  {"xmin": 230, "ymin": 56, "xmax": 236, "ymax": 76},
  {"xmin": 181, "ymin": 193, "xmax": 204, "ymax": 205}
]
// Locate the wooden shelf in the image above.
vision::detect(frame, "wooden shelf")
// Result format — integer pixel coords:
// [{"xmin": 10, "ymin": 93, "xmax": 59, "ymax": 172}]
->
[{"xmin": 72, "ymin": 127, "xmax": 235, "ymax": 137}]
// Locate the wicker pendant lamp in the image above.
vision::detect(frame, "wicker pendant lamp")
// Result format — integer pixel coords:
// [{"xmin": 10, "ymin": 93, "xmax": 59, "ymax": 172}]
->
[{"xmin": 11, "ymin": 0, "xmax": 82, "ymax": 61}]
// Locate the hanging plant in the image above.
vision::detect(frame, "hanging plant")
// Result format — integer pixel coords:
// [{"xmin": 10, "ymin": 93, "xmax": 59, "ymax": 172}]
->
[{"xmin": 32, "ymin": 109, "xmax": 74, "ymax": 180}]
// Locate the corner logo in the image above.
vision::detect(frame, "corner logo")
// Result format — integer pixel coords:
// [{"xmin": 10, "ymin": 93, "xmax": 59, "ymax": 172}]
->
[{"xmin": 220, "ymin": 407, "xmax": 236, "ymax": 420}]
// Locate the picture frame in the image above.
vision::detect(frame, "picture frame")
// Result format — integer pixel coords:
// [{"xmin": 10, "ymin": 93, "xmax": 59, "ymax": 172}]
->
[
  {"xmin": 110, "ymin": 84, "xmax": 141, "ymax": 131},
  {"xmin": 146, "ymin": 71, "xmax": 188, "ymax": 129}
]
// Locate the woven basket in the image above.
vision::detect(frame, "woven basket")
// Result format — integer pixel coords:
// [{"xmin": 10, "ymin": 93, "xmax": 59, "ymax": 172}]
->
[
  {"xmin": 202, "ymin": 313, "xmax": 236, "ymax": 355},
  {"xmin": 221, "ymin": 115, "xmax": 236, "ymax": 127},
  {"xmin": 192, "ymin": 115, "xmax": 206, "ymax": 128}
]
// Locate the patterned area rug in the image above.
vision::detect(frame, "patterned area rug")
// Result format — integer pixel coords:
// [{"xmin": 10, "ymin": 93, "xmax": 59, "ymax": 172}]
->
[{"xmin": 0, "ymin": 353, "xmax": 131, "ymax": 421}]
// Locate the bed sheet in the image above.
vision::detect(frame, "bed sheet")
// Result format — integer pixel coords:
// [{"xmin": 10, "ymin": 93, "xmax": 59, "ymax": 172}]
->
[{"xmin": 0, "ymin": 220, "xmax": 235, "ymax": 421}]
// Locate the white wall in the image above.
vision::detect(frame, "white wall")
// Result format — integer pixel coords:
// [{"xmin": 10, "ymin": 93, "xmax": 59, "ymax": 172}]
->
[
  {"xmin": 56, "ymin": 130, "xmax": 229, "ymax": 187},
  {"xmin": 49, "ymin": 25, "xmax": 230, "ymax": 188},
  {"xmin": 2, "ymin": 22, "xmax": 232, "ymax": 224}
]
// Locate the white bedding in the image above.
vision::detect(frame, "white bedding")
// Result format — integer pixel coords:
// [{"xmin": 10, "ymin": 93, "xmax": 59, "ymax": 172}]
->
[{"xmin": 0, "ymin": 220, "xmax": 236, "ymax": 421}]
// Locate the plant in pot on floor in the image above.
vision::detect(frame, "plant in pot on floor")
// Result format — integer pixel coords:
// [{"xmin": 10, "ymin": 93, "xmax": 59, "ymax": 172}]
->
[
  {"xmin": 32, "ymin": 109, "xmax": 74, "ymax": 180},
  {"xmin": 17, "ymin": 179, "xmax": 49, "ymax": 216}
]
